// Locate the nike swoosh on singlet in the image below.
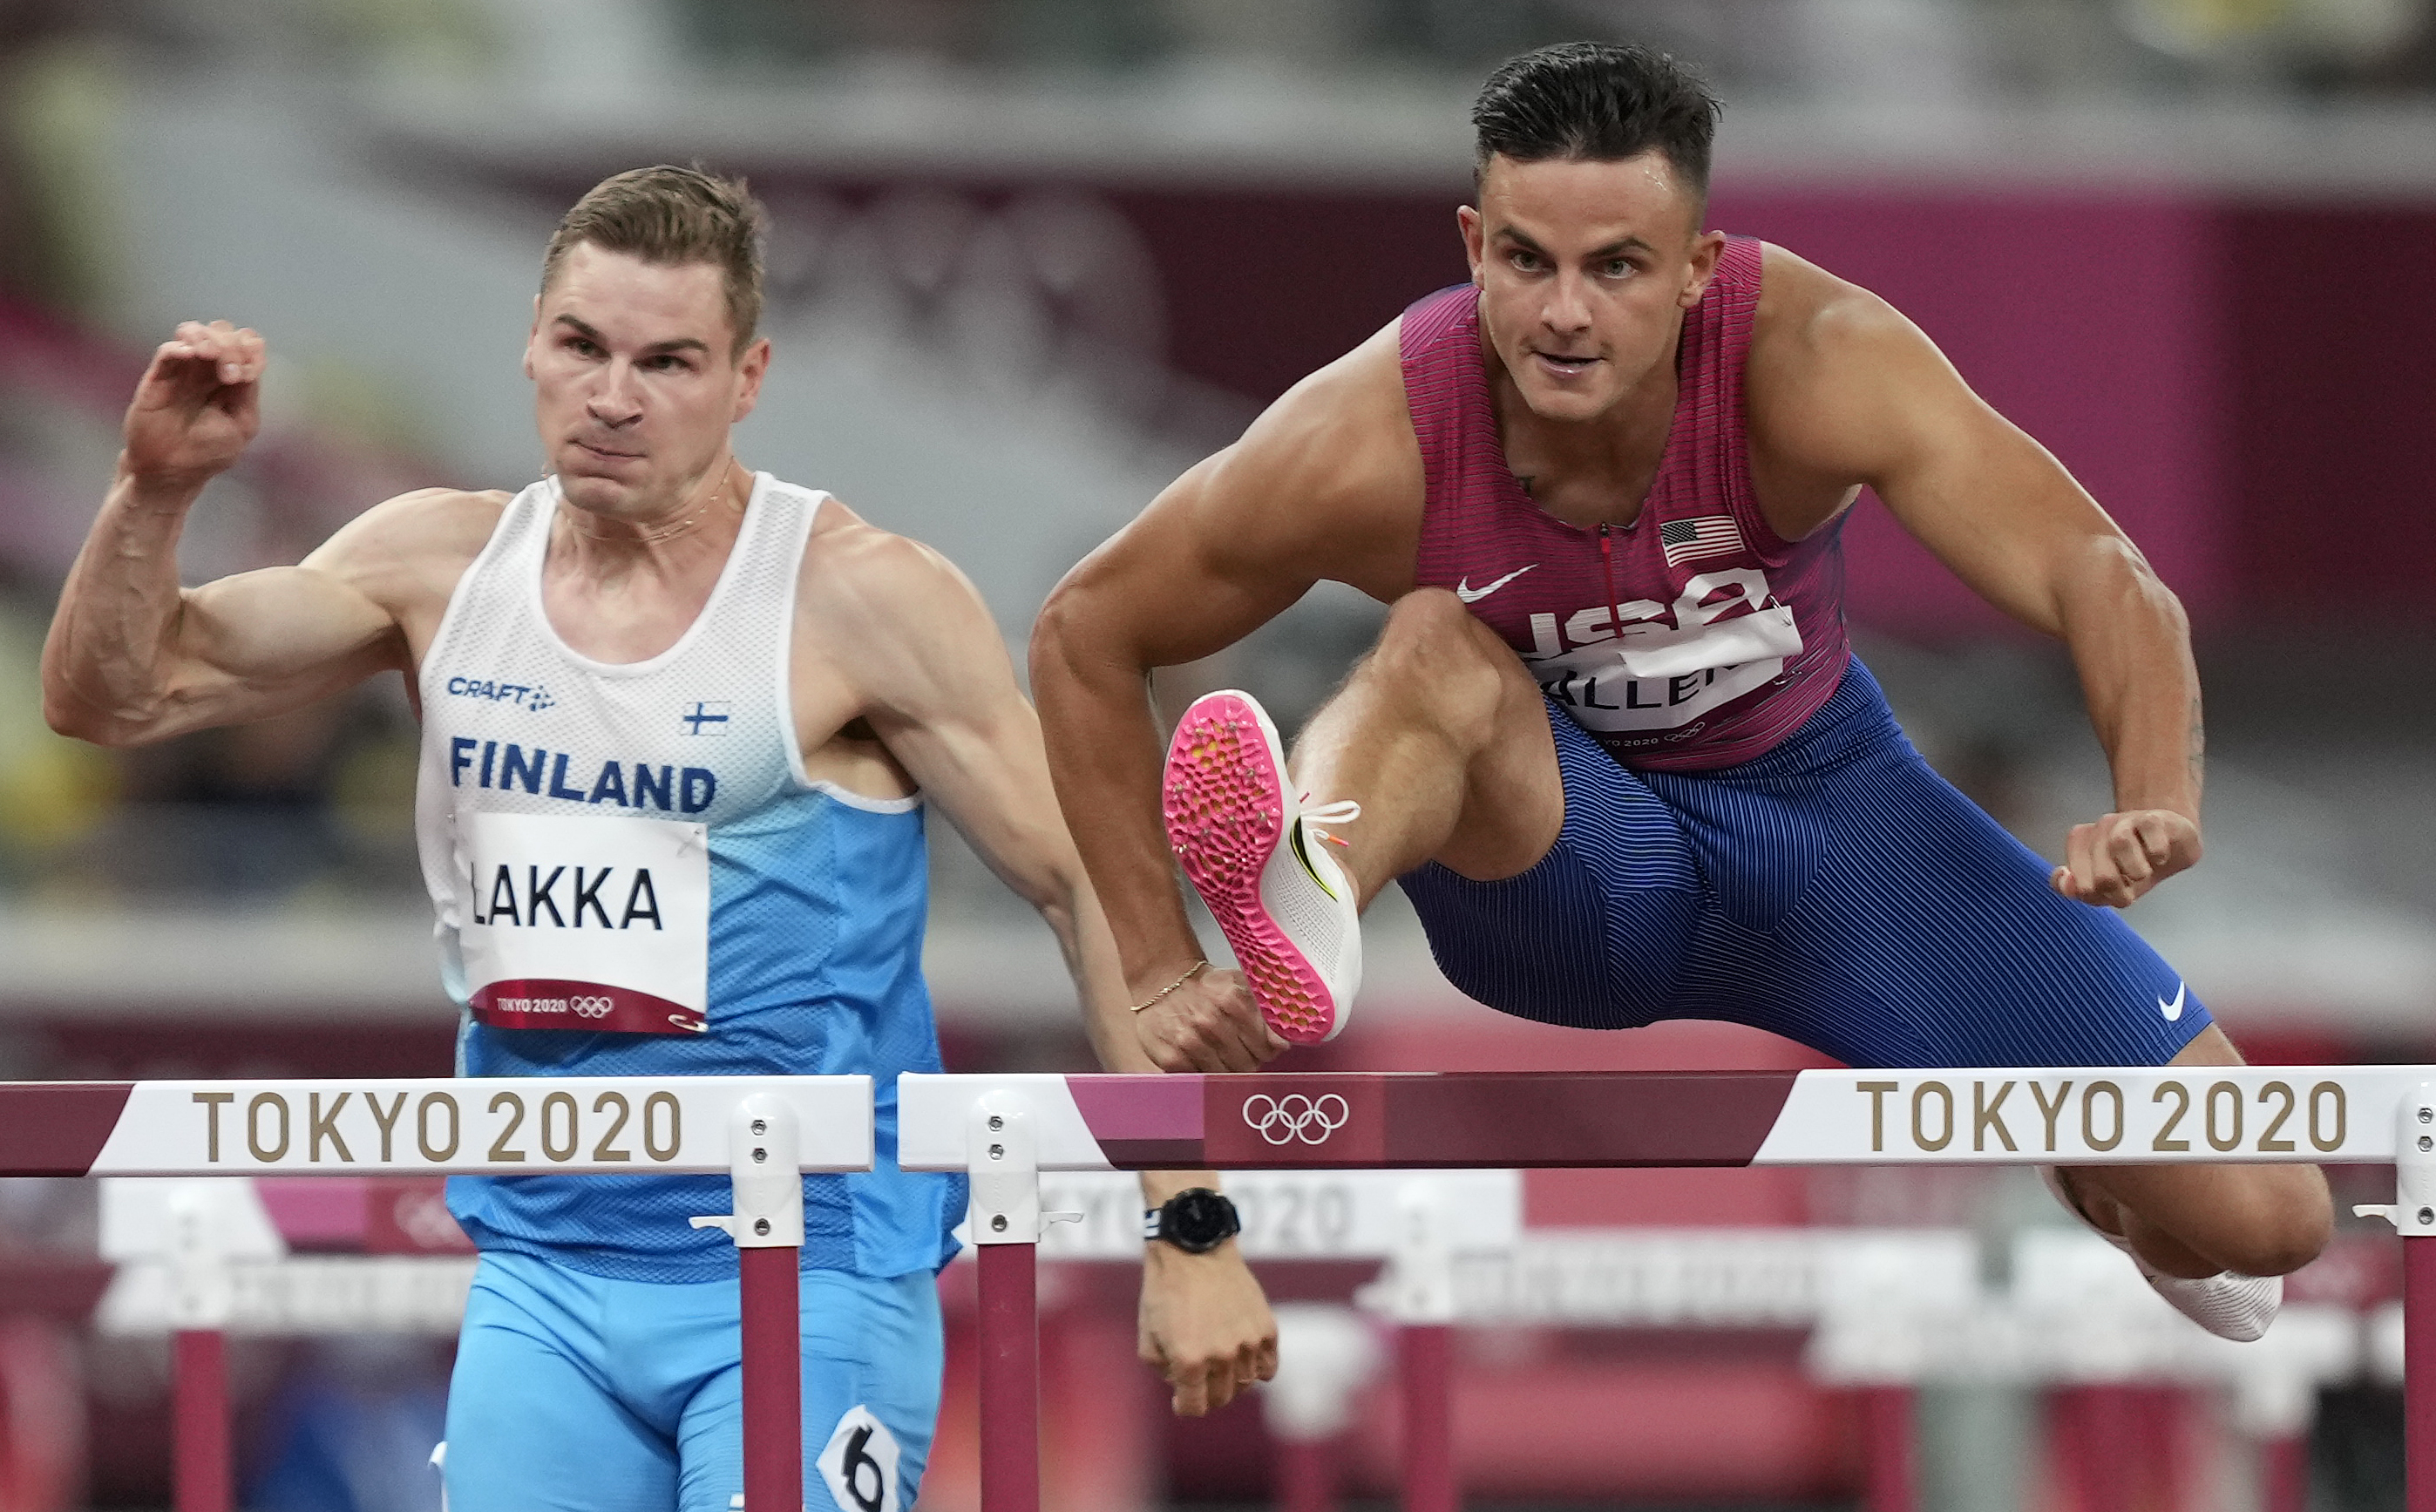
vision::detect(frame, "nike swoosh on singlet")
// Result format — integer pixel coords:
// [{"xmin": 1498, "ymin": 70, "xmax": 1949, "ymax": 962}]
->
[
  {"xmin": 1455, "ymin": 565, "xmax": 1538, "ymax": 603},
  {"xmin": 2159, "ymin": 982, "xmax": 2187, "ymax": 1022}
]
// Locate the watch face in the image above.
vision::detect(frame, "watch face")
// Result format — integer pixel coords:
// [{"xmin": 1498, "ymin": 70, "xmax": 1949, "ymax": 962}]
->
[{"xmin": 1165, "ymin": 1190, "xmax": 1238, "ymax": 1251}]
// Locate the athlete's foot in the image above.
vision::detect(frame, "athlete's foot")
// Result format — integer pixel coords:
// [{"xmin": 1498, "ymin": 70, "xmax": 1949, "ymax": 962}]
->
[
  {"xmin": 2040, "ymin": 1166, "xmax": 2281, "ymax": 1342},
  {"xmin": 1164, "ymin": 690, "xmax": 1362, "ymax": 1043}
]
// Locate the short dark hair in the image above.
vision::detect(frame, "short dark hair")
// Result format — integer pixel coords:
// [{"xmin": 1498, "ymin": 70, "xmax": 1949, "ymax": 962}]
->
[
  {"xmin": 541, "ymin": 164, "xmax": 767, "ymax": 356},
  {"xmin": 1471, "ymin": 42, "xmax": 1723, "ymax": 203}
]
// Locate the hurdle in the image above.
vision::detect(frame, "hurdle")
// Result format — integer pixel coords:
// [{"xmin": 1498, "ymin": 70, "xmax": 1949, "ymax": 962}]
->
[
  {"xmin": 899, "ymin": 1066, "xmax": 2436, "ymax": 1512},
  {"xmin": 0, "ymin": 1075, "xmax": 872, "ymax": 1512}
]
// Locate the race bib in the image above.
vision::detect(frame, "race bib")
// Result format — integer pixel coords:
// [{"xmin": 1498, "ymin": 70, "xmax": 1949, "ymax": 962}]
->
[
  {"xmin": 461, "ymin": 811, "xmax": 710, "ymax": 1035},
  {"xmin": 1525, "ymin": 571, "xmax": 1805, "ymax": 734}
]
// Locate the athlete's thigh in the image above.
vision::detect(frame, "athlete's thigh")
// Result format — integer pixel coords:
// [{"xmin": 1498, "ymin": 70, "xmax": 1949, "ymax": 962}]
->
[
  {"xmin": 1401, "ymin": 701, "xmax": 1704, "ymax": 1029},
  {"xmin": 675, "ymin": 1270, "xmax": 945, "ymax": 1512},
  {"xmin": 1768, "ymin": 742, "xmax": 2205, "ymax": 1069},
  {"xmin": 445, "ymin": 1256, "xmax": 676, "ymax": 1512}
]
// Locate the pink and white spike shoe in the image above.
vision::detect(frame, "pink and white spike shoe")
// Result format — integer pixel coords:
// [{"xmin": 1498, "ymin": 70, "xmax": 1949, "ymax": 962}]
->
[{"xmin": 1163, "ymin": 690, "xmax": 1362, "ymax": 1044}]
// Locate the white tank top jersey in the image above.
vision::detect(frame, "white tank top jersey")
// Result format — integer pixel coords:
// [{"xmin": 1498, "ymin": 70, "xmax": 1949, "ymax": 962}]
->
[{"xmin": 413, "ymin": 472, "xmax": 960, "ymax": 1283}]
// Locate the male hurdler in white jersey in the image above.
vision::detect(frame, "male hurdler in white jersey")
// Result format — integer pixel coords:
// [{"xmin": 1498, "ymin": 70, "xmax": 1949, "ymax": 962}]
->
[{"xmin": 44, "ymin": 166, "xmax": 1279, "ymax": 1508}]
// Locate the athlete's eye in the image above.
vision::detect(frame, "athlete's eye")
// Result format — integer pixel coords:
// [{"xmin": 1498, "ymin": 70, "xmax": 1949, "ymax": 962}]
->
[{"xmin": 1604, "ymin": 259, "xmax": 1633, "ymax": 279}]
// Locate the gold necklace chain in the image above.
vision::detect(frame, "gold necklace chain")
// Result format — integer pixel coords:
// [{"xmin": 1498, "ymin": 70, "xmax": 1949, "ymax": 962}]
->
[{"xmin": 564, "ymin": 462, "xmax": 746, "ymax": 545}]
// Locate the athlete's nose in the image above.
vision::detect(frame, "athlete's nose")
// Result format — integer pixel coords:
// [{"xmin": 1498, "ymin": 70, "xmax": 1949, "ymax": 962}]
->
[
  {"xmin": 1543, "ymin": 272, "xmax": 1594, "ymax": 336},
  {"xmin": 586, "ymin": 359, "xmax": 646, "ymax": 428}
]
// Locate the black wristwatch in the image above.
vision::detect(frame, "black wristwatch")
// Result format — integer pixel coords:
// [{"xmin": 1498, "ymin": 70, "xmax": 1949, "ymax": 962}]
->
[{"xmin": 1143, "ymin": 1188, "xmax": 1241, "ymax": 1254}]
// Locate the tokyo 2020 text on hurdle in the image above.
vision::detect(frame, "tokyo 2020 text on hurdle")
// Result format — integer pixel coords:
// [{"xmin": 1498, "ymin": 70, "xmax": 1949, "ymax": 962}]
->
[{"xmin": 3, "ymin": 1066, "xmax": 2426, "ymax": 1512}]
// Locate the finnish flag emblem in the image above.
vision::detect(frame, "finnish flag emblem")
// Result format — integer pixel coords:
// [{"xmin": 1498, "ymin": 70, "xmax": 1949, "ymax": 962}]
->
[{"xmin": 680, "ymin": 701, "xmax": 731, "ymax": 736}]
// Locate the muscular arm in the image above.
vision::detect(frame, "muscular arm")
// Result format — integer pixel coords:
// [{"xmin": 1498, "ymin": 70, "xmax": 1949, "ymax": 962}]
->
[
  {"xmin": 1024, "ymin": 332, "xmax": 1422, "ymax": 1414},
  {"xmin": 1750, "ymin": 248, "xmax": 2201, "ymax": 905},
  {"xmin": 805, "ymin": 526, "xmax": 1142, "ymax": 1070},
  {"xmin": 1029, "ymin": 326, "xmax": 1423, "ymax": 1029},
  {"xmin": 42, "ymin": 322, "xmax": 442, "ymax": 746}
]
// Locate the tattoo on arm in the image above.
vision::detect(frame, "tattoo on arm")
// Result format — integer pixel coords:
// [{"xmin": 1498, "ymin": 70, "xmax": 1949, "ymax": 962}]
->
[{"xmin": 2187, "ymin": 695, "xmax": 2204, "ymax": 790}]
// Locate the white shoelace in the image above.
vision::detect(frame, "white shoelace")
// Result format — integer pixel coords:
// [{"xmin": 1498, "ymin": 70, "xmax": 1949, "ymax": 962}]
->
[{"xmin": 1299, "ymin": 798, "xmax": 1362, "ymax": 853}]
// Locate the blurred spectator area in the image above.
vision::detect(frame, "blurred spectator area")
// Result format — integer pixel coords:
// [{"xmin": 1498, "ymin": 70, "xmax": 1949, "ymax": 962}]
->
[{"xmin": 0, "ymin": 0, "xmax": 2432, "ymax": 1034}]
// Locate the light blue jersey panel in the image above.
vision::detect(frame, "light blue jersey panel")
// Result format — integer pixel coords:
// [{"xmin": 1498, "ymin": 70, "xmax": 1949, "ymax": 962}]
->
[
  {"xmin": 420, "ymin": 477, "xmax": 962, "ymax": 1286},
  {"xmin": 449, "ymin": 786, "xmax": 963, "ymax": 1282}
]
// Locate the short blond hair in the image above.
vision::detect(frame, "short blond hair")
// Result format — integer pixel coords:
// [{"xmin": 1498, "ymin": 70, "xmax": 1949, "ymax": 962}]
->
[{"xmin": 540, "ymin": 165, "xmax": 767, "ymax": 356}]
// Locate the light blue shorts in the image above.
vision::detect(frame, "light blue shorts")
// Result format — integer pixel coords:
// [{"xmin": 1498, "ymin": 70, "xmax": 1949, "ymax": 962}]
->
[{"xmin": 442, "ymin": 1251, "xmax": 942, "ymax": 1512}]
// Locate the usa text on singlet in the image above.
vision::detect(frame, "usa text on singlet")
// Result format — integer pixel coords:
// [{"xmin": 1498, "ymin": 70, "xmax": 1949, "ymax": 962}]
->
[{"xmin": 1401, "ymin": 236, "xmax": 1852, "ymax": 772}]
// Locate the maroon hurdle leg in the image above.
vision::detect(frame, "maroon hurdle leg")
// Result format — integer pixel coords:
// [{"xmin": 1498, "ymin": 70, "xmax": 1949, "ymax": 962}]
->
[
  {"xmin": 2261, "ymin": 1431, "xmax": 2310, "ymax": 1512},
  {"xmin": 1265, "ymin": 1304, "xmax": 1381, "ymax": 1512},
  {"xmin": 977, "ymin": 1241, "xmax": 1042, "ymax": 1512},
  {"xmin": 692, "ymin": 1095, "xmax": 807, "ymax": 1512},
  {"xmin": 2411, "ymin": 1234, "xmax": 2436, "ymax": 1512},
  {"xmin": 739, "ymin": 1247, "xmax": 803, "ymax": 1512},
  {"xmin": 1276, "ymin": 1438, "xmax": 1338, "ymax": 1512},
  {"xmin": 2362, "ymin": 1081, "xmax": 2436, "ymax": 1512},
  {"xmin": 173, "ymin": 1328, "xmax": 231, "ymax": 1512},
  {"xmin": 1861, "ymin": 1386, "xmax": 1917, "ymax": 1512},
  {"xmin": 1399, "ymin": 1325, "xmax": 1456, "ymax": 1512},
  {"xmin": 968, "ymin": 1092, "xmax": 1061, "ymax": 1512}
]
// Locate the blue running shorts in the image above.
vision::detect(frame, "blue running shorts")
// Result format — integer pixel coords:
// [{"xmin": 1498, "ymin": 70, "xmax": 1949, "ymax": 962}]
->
[
  {"xmin": 1400, "ymin": 658, "xmax": 2210, "ymax": 1069},
  {"xmin": 442, "ymin": 1251, "xmax": 941, "ymax": 1512}
]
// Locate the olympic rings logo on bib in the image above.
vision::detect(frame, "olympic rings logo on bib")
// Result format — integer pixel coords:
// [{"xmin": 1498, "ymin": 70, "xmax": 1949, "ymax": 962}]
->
[{"xmin": 1242, "ymin": 1093, "xmax": 1349, "ymax": 1147}]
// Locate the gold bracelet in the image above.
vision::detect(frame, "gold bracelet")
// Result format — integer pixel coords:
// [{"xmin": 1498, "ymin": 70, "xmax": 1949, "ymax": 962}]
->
[{"xmin": 1130, "ymin": 959, "xmax": 1210, "ymax": 1014}]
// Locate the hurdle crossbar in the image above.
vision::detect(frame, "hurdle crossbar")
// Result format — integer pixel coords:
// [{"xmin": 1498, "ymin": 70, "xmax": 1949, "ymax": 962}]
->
[
  {"xmin": 0, "ymin": 1075, "xmax": 872, "ymax": 1176},
  {"xmin": 899, "ymin": 1068, "xmax": 2401, "ymax": 1170},
  {"xmin": 0, "ymin": 1075, "xmax": 872, "ymax": 1512},
  {"xmin": 11, "ymin": 1068, "xmax": 2426, "ymax": 1512},
  {"xmin": 898, "ymin": 1068, "xmax": 2436, "ymax": 1512}
]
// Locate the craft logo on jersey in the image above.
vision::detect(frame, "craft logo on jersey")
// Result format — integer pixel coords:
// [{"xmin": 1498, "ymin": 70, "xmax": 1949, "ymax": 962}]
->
[
  {"xmin": 444, "ymin": 675, "xmax": 554, "ymax": 713},
  {"xmin": 1659, "ymin": 514, "xmax": 1744, "ymax": 567},
  {"xmin": 1241, "ymin": 1092, "xmax": 1349, "ymax": 1147},
  {"xmin": 681, "ymin": 701, "xmax": 731, "ymax": 736}
]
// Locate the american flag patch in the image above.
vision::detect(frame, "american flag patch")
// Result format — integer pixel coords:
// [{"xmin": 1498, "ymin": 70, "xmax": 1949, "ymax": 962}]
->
[{"xmin": 1658, "ymin": 515, "xmax": 1744, "ymax": 567}]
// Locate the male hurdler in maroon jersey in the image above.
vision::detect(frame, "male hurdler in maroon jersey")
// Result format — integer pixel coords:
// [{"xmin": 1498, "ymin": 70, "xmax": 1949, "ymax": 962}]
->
[{"xmin": 1032, "ymin": 43, "xmax": 2333, "ymax": 1413}]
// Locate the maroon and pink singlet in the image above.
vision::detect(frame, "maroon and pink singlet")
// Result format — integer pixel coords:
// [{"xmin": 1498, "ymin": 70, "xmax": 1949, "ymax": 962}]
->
[{"xmin": 1401, "ymin": 235, "xmax": 1849, "ymax": 771}]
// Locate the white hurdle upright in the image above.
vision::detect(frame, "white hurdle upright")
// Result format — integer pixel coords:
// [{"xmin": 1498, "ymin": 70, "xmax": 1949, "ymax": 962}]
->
[
  {"xmin": 0, "ymin": 1075, "xmax": 872, "ymax": 1512},
  {"xmin": 899, "ymin": 1066, "xmax": 2436, "ymax": 1512}
]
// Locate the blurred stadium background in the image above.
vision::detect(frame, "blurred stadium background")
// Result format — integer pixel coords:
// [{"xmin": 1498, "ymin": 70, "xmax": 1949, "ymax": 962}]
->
[{"xmin": 3, "ymin": 0, "xmax": 2436, "ymax": 1508}]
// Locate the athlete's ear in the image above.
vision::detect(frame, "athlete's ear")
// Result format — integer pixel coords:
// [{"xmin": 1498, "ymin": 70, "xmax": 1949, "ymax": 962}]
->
[
  {"xmin": 523, "ymin": 295, "xmax": 541, "ymax": 381},
  {"xmin": 1679, "ymin": 230, "xmax": 1728, "ymax": 309},
  {"xmin": 1457, "ymin": 204, "xmax": 1485, "ymax": 287},
  {"xmin": 730, "ymin": 336, "xmax": 771, "ymax": 423}
]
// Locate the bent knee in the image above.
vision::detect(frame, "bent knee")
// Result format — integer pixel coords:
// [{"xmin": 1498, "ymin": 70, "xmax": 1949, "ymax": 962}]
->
[
  {"xmin": 2218, "ymin": 1170, "xmax": 2334, "ymax": 1277},
  {"xmin": 1374, "ymin": 591, "xmax": 1537, "ymax": 707}
]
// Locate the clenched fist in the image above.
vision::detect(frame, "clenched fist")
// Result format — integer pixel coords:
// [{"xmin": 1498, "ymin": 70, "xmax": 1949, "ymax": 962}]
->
[
  {"xmin": 122, "ymin": 320, "xmax": 266, "ymax": 492},
  {"xmin": 1132, "ymin": 966, "xmax": 1289, "ymax": 1073},
  {"xmin": 2052, "ymin": 808, "xmax": 2201, "ymax": 909}
]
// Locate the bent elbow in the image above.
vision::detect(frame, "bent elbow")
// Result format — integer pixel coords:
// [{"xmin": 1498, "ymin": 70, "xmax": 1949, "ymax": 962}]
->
[
  {"xmin": 1028, "ymin": 583, "xmax": 1096, "ymax": 694},
  {"xmin": 41, "ymin": 686, "xmax": 105, "ymax": 745},
  {"xmin": 42, "ymin": 682, "xmax": 153, "ymax": 749}
]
